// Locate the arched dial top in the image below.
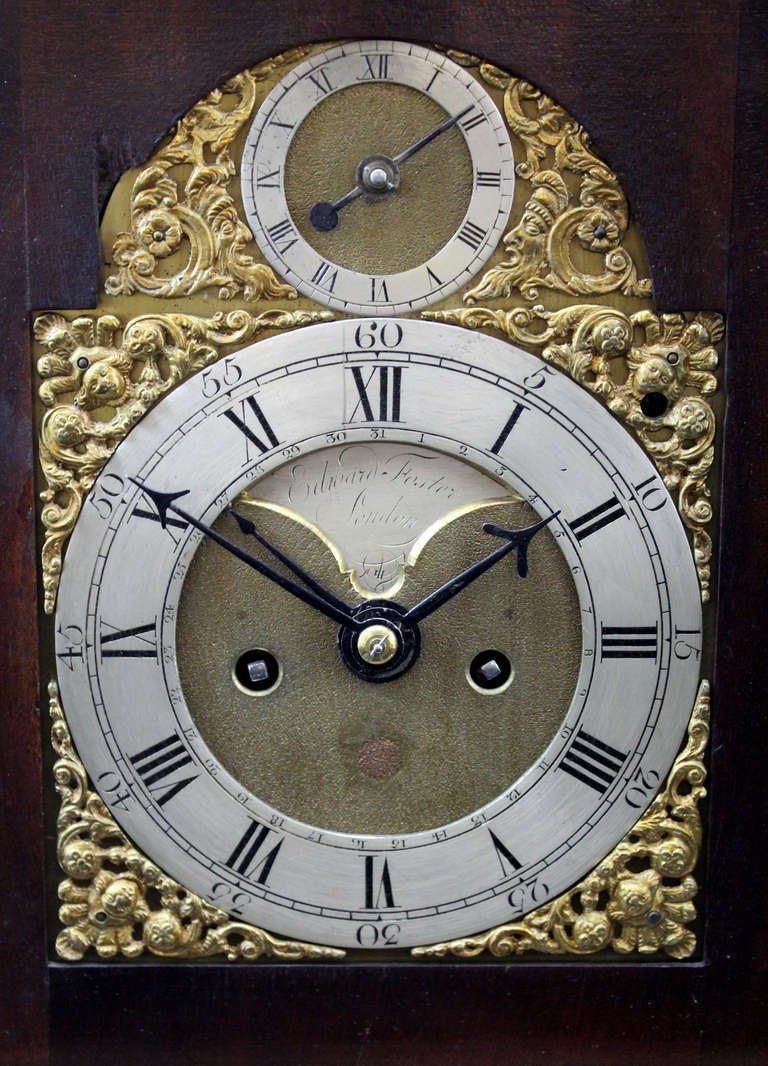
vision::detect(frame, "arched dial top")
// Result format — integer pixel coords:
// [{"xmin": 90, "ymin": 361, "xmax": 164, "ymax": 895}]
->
[
  {"xmin": 55, "ymin": 319, "xmax": 702, "ymax": 949},
  {"xmin": 241, "ymin": 40, "xmax": 515, "ymax": 315}
]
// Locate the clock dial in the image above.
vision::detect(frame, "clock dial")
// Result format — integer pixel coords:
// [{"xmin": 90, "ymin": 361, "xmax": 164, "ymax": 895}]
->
[
  {"xmin": 55, "ymin": 319, "xmax": 702, "ymax": 949},
  {"xmin": 241, "ymin": 40, "xmax": 515, "ymax": 314}
]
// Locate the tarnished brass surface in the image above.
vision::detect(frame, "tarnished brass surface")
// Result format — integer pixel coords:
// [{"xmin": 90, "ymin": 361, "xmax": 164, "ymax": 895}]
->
[
  {"xmin": 413, "ymin": 680, "xmax": 709, "ymax": 960},
  {"xmin": 177, "ymin": 496, "xmax": 580, "ymax": 835},
  {"xmin": 285, "ymin": 83, "xmax": 472, "ymax": 275},
  {"xmin": 49, "ymin": 681, "xmax": 344, "ymax": 961}
]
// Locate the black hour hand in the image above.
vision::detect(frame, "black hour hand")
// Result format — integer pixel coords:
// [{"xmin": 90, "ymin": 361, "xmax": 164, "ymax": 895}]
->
[{"xmin": 482, "ymin": 511, "xmax": 561, "ymax": 578}]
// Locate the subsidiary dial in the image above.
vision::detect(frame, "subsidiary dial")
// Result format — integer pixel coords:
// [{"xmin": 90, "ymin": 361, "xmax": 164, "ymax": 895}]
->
[{"xmin": 241, "ymin": 41, "xmax": 515, "ymax": 314}]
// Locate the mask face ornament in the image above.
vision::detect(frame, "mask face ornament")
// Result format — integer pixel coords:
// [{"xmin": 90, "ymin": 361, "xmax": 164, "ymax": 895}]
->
[
  {"xmin": 37, "ymin": 38, "xmax": 719, "ymax": 962},
  {"xmin": 53, "ymin": 317, "xmax": 703, "ymax": 951}
]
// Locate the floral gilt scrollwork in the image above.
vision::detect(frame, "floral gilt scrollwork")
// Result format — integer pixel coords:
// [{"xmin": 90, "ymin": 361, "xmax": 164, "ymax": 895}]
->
[
  {"xmin": 49, "ymin": 682, "xmax": 343, "ymax": 962},
  {"xmin": 464, "ymin": 68, "xmax": 652, "ymax": 304},
  {"xmin": 35, "ymin": 307, "xmax": 331, "ymax": 613},
  {"xmin": 104, "ymin": 51, "xmax": 309, "ymax": 301},
  {"xmin": 424, "ymin": 304, "xmax": 721, "ymax": 601},
  {"xmin": 413, "ymin": 679, "xmax": 709, "ymax": 960}
]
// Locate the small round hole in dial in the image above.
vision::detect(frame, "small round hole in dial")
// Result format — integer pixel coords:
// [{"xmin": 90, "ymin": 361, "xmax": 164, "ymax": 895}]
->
[
  {"xmin": 232, "ymin": 648, "xmax": 282, "ymax": 696},
  {"xmin": 467, "ymin": 650, "xmax": 514, "ymax": 694}
]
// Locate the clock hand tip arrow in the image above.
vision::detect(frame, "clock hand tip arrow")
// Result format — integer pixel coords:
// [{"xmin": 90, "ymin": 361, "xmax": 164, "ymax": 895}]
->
[
  {"xmin": 482, "ymin": 510, "xmax": 562, "ymax": 577},
  {"xmin": 130, "ymin": 478, "xmax": 190, "ymax": 528},
  {"xmin": 229, "ymin": 508, "xmax": 256, "ymax": 536}
]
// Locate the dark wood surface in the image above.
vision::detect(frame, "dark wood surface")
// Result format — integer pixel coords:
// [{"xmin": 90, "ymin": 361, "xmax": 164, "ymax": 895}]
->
[{"xmin": 2, "ymin": 2, "xmax": 766, "ymax": 1063}]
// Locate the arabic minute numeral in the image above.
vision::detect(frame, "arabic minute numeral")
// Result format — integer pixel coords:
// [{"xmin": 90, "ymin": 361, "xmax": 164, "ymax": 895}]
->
[
  {"xmin": 356, "ymin": 922, "xmax": 401, "ymax": 947},
  {"xmin": 625, "ymin": 765, "xmax": 662, "ymax": 809},
  {"xmin": 633, "ymin": 474, "xmax": 668, "ymax": 511},
  {"xmin": 353, "ymin": 320, "xmax": 404, "ymax": 350},
  {"xmin": 200, "ymin": 357, "xmax": 242, "ymax": 397},
  {"xmin": 674, "ymin": 626, "xmax": 702, "ymax": 660},
  {"xmin": 56, "ymin": 622, "xmax": 84, "ymax": 670},
  {"xmin": 88, "ymin": 473, "xmax": 125, "ymax": 519},
  {"xmin": 508, "ymin": 878, "xmax": 549, "ymax": 914}
]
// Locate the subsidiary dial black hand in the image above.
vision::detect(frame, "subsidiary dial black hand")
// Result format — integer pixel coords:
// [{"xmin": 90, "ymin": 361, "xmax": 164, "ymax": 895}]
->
[
  {"xmin": 403, "ymin": 512, "xmax": 560, "ymax": 625},
  {"xmin": 132, "ymin": 481, "xmax": 359, "ymax": 630},
  {"xmin": 309, "ymin": 104, "xmax": 474, "ymax": 232}
]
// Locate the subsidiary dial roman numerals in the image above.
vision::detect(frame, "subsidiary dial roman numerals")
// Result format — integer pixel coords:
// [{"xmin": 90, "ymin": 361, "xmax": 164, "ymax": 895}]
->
[
  {"xmin": 306, "ymin": 66, "xmax": 334, "ymax": 96},
  {"xmin": 459, "ymin": 107, "xmax": 487, "ymax": 132},
  {"xmin": 225, "ymin": 819, "xmax": 284, "ymax": 884},
  {"xmin": 129, "ymin": 733, "xmax": 198, "ymax": 806},
  {"xmin": 311, "ymin": 260, "xmax": 339, "ymax": 292},
  {"xmin": 364, "ymin": 856, "xmax": 396, "ymax": 909},
  {"xmin": 266, "ymin": 217, "xmax": 299, "ymax": 255},
  {"xmin": 456, "ymin": 219, "xmax": 487, "ymax": 251},
  {"xmin": 360, "ymin": 53, "xmax": 390, "ymax": 80},
  {"xmin": 558, "ymin": 729, "xmax": 628, "ymax": 794},
  {"xmin": 346, "ymin": 366, "xmax": 404, "ymax": 423}
]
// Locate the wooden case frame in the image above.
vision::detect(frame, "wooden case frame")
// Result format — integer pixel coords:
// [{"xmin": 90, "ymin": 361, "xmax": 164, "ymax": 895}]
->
[{"xmin": 1, "ymin": 2, "xmax": 766, "ymax": 1062}]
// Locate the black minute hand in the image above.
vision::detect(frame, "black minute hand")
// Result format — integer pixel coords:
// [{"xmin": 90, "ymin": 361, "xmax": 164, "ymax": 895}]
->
[
  {"xmin": 133, "ymin": 481, "xmax": 360, "ymax": 630},
  {"xmin": 403, "ymin": 512, "xmax": 559, "ymax": 625},
  {"xmin": 229, "ymin": 508, "xmax": 353, "ymax": 617}
]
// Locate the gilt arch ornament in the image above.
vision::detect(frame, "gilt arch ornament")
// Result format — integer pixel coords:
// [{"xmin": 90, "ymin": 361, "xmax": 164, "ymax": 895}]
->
[{"xmin": 35, "ymin": 41, "xmax": 720, "ymax": 961}]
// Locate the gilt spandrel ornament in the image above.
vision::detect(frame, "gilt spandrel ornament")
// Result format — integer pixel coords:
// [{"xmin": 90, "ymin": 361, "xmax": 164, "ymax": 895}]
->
[
  {"xmin": 50, "ymin": 682, "xmax": 343, "ymax": 962},
  {"xmin": 425, "ymin": 304, "xmax": 722, "ymax": 602},
  {"xmin": 49, "ymin": 676, "xmax": 708, "ymax": 961},
  {"xmin": 415, "ymin": 680, "xmax": 709, "ymax": 961},
  {"xmin": 36, "ymin": 40, "xmax": 719, "ymax": 963},
  {"xmin": 35, "ymin": 308, "xmax": 330, "ymax": 613},
  {"xmin": 103, "ymin": 49, "xmax": 313, "ymax": 301}
]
